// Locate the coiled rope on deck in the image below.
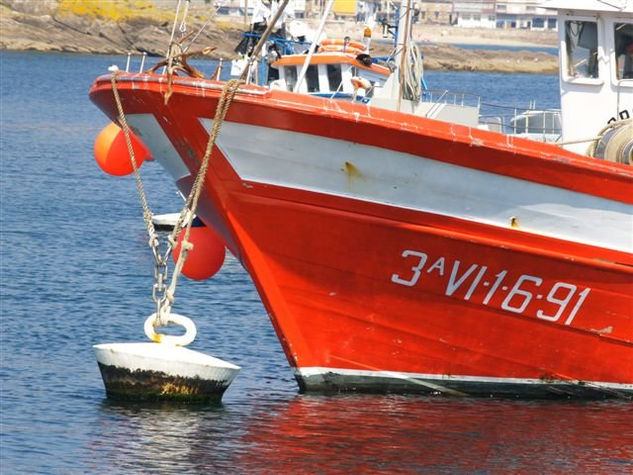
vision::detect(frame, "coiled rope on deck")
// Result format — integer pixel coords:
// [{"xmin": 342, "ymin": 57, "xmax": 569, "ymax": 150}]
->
[{"xmin": 110, "ymin": 74, "xmax": 244, "ymax": 332}]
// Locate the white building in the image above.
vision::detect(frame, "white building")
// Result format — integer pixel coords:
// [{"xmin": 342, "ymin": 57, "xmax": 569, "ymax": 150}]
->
[
  {"xmin": 452, "ymin": 0, "xmax": 558, "ymax": 29},
  {"xmin": 453, "ymin": 1, "xmax": 497, "ymax": 28},
  {"xmin": 495, "ymin": 0, "xmax": 558, "ymax": 29}
]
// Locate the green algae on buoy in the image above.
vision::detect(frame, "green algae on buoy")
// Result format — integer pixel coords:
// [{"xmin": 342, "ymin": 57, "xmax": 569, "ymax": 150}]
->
[{"xmin": 93, "ymin": 342, "xmax": 240, "ymax": 403}]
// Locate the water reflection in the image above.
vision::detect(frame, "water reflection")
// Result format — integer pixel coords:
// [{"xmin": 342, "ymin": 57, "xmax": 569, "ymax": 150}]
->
[
  {"xmin": 93, "ymin": 399, "xmax": 232, "ymax": 473},
  {"xmin": 95, "ymin": 395, "xmax": 633, "ymax": 472}
]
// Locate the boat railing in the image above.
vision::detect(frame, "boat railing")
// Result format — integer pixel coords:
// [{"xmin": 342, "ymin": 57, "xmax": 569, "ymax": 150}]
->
[
  {"xmin": 114, "ymin": 51, "xmax": 148, "ymax": 73},
  {"xmin": 421, "ymin": 89, "xmax": 482, "ymax": 109},
  {"xmin": 479, "ymin": 102, "xmax": 562, "ymax": 140}
]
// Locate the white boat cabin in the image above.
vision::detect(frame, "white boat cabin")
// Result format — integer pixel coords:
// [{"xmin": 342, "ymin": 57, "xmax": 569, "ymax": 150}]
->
[
  {"xmin": 251, "ymin": 0, "xmax": 632, "ymax": 160},
  {"xmin": 270, "ymin": 52, "xmax": 391, "ymax": 98},
  {"xmin": 544, "ymin": 0, "xmax": 633, "ymax": 154}
]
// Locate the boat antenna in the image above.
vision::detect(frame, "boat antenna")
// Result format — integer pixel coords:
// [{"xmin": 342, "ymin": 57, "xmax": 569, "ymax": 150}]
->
[
  {"xmin": 240, "ymin": 0, "xmax": 291, "ymax": 82},
  {"xmin": 294, "ymin": 0, "xmax": 335, "ymax": 93}
]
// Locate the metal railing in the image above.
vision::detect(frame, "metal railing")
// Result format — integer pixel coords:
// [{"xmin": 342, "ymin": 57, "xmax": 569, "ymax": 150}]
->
[
  {"xmin": 421, "ymin": 88, "xmax": 482, "ymax": 109},
  {"xmin": 419, "ymin": 88, "xmax": 561, "ymax": 140},
  {"xmin": 123, "ymin": 51, "xmax": 148, "ymax": 73},
  {"xmin": 479, "ymin": 102, "xmax": 561, "ymax": 139}
]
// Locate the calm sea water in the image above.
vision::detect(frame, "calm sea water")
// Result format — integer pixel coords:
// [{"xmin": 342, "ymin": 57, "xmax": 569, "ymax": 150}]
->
[
  {"xmin": 450, "ymin": 43, "xmax": 558, "ymax": 55},
  {"xmin": 1, "ymin": 51, "xmax": 631, "ymax": 473}
]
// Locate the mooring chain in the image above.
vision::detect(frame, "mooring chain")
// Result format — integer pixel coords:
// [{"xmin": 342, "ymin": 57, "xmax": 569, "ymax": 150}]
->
[
  {"xmin": 110, "ymin": 74, "xmax": 167, "ymax": 319},
  {"xmin": 110, "ymin": 74, "xmax": 243, "ymax": 329},
  {"xmin": 159, "ymin": 79, "xmax": 243, "ymax": 324}
]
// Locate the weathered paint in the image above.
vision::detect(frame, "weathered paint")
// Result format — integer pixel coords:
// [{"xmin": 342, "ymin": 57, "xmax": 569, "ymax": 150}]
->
[
  {"xmin": 93, "ymin": 342, "xmax": 240, "ymax": 403},
  {"xmin": 294, "ymin": 368, "xmax": 632, "ymax": 399},
  {"xmin": 97, "ymin": 363, "xmax": 228, "ymax": 403}
]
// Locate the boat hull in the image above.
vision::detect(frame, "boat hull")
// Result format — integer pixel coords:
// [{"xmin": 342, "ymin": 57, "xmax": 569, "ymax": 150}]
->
[{"xmin": 90, "ymin": 75, "xmax": 633, "ymax": 398}]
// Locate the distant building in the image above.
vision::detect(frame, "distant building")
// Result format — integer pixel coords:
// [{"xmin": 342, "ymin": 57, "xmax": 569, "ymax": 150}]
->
[
  {"xmin": 413, "ymin": 1, "xmax": 453, "ymax": 24},
  {"xmin": 494, "ymin": 0, "xmax": 557, "ymax": 30},
  {"xmin": 214, "ymin": 0, "xmax": 558, "ymax": 30},
  {"xmin": 451, "ymin": 1, "xmax": 495, "ymax": 28},
  {"xmin": 452, "ymin": 0, "xmax": 558, "ymax": 30}
]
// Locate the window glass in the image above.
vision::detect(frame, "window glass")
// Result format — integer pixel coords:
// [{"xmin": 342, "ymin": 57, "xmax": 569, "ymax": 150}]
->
[
  {"xmin": 306, "ymin": 65, "xmax": 320, "ymax": 92},
  {"xmin": 565, "ymin": 20, "xmax": 599, "ymax": 78},
  {"xmin": 284, "ymin": 66, "xmax": 297, "ymax": 91},
  {"xmin": 326, "ymin": 64, "xmax": 342, "ymax": 92},
  {"xmin": 615, "ymin": 22, "xmax": 633, "ymax": 79}
]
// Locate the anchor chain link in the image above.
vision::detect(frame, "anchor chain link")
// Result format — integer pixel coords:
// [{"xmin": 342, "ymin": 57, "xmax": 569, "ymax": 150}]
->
[{"xmin": 110, "ymin": 74, "xmax": 243, "ymax": 343}]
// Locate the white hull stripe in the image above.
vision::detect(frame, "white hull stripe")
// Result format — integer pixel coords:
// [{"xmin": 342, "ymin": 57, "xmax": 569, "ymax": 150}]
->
[
  {"xmin": 201, "ymin": 120, "xmax": 632, "ymax": 253},
  {"xmin": 296, "ymin": 367, "xmax": 633, "ymax": 392},
  {"xmin": 126, "ymin": 114, "xmax": 190, "ymax": 180}
]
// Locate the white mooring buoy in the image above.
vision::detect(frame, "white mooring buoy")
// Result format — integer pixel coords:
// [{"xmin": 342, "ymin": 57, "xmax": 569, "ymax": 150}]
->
[
  {"xmin": 94, "ymin": 314, "xmax": 240, "ymax": 403},
  {"xmin": 95, "ymin": 84, "xmax": 242, "ymax": 403},
  {"xmin": 152, "ymin": 212, "xmax": 181, "ymax": 231}
]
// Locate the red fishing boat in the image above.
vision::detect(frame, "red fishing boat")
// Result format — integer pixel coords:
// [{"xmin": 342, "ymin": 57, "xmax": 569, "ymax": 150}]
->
[{"xmin": 89, "ymin": 0, "xmax": 632, "ymax": 398}]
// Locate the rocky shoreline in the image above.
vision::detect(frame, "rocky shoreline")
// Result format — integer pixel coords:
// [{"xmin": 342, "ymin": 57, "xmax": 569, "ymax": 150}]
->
[{"xmin": 0, "ymin": 1, "xmax": 559, "ymax": 74}]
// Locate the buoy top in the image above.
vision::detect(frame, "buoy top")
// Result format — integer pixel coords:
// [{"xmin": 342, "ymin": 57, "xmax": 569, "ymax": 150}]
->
[{"xmin": 93, "ymin": 342, "xmax": 241, "ymax": 378}]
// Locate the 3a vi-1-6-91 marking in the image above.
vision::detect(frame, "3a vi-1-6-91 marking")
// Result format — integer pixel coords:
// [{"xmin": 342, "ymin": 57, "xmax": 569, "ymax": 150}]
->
[{"xmin": 391, "ymin": 249, "xmax": 591, "ymax": 326}]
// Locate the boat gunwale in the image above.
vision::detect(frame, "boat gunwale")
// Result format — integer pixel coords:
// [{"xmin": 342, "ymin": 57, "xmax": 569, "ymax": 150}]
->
[{"xmin": 89, "ymin": 73, "xmax": 633, "ymax": 207}]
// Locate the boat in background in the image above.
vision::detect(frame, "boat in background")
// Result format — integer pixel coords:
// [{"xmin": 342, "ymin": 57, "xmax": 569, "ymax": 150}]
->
[{"xmin": 89, "ymin": 0, "xmax": 632, "ymax": 398}]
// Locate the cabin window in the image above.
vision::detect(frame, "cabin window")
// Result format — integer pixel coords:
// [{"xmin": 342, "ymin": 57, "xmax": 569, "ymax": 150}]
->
[
  {"xmin": 305, "ymin": 65, "xmax": 320, "ymax": 92},
  {"xmin": 615, "ymin": 22, "xmax": 633, "ymax": 80},
  {"xmin": 284, "ymin": 66, "xmax": 297, "ymax": 91},
  {"xmin": 565, "ymin": 20, "xmax": 599, "ymax": 78},
  {"xmin": 326, "ymin": 64, "xmax": 343, "ymax": 92}
]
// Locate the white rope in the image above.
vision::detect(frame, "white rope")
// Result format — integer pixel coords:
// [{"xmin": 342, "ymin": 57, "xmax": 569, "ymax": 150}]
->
[
  {"xmin": 402, "ymin": 41, "xmax": 423, "ymax": 102},
  {"xmin": 167, "ymin": 0, "xmax": 183, "ymax": 57},
  {"xmin": 179, "ymin": 0, "xmax": 190, "ymax": 34}
]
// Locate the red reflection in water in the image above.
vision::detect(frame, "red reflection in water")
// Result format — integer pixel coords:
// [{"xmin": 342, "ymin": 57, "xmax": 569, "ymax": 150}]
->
[{"xmin": 234, "ymin": 396, "xmax": 633, "ymax": 472}]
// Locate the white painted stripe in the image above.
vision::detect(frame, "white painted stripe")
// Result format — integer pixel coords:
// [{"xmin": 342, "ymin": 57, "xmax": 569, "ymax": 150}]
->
[
  {"xmin": 93, "ymin": 343, "xmax": 240, "ymax": 381},
  {"xmin": 203, "ymin": 120, "xmax": 632, "ymax": 253},
  {"xmin": 126, "ymin": 114, "xmax": 190, "ymax": 181},
  {"xmin": 296, "ymin": 366, "xmax": 633, "ymax": 392}
]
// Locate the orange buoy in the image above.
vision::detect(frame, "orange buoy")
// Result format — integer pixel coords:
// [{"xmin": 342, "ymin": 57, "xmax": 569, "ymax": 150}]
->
[
  {"xmin": 173, "ymin": 226, "xmax": 226, "ymax": 280},
  {"xmin": 94, "ymin": 122, "xmax": 151, "ymax": 176}
]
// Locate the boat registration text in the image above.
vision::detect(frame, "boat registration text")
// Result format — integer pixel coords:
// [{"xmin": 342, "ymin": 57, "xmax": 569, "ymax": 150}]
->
[{"xmin": 391, "ymin": 249, "xmax": 591, "ymax": 325}]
